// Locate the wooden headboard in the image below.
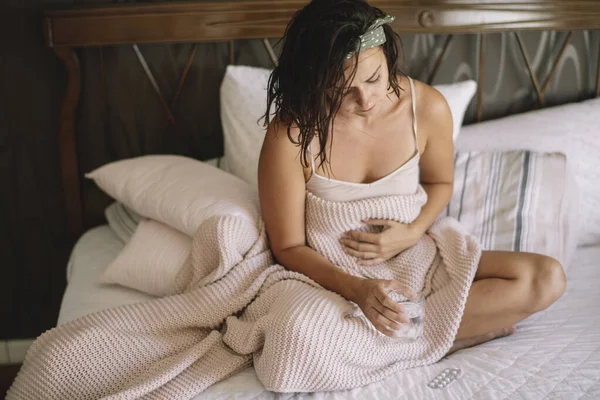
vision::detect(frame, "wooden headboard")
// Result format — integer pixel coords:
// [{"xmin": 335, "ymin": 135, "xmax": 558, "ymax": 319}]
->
[{"xmin": 44, "ymin": 0, "xmax": 600, "ymax": 240}]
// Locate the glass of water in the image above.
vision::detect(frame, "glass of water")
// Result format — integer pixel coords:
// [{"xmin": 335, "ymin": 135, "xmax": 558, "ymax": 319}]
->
[{"xmin": 387, "ymin": 292, "xmax": 425, "ymax": 342}]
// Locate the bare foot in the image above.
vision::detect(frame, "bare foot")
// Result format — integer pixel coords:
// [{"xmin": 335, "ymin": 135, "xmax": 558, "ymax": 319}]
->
[{"xmin": 446, "ymin": 325, "xmax": 516, "ymax": 356}]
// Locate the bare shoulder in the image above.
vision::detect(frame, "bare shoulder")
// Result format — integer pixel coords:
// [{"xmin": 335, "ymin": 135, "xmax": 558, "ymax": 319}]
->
[
  {"xmin": 410, "ymin": 78, "xmax": 453, "ymax": 146},
  {"xmin": 259, "ymin": 118, "xmax": 306, "ymax": 180},
  {"xmin": 261, "ymin": 118, "xmax": 301, "ymax": 160},
  {"xmin": 260, "ymin": 117, "xmax": 312, "ymax": 180},
  {"xmin": 263, "ymin": 117, "xmax": 297, "ymax": 146},
  {"xmin": 411, "ymin": 79, "xmax": 452, "ymax": 117}
]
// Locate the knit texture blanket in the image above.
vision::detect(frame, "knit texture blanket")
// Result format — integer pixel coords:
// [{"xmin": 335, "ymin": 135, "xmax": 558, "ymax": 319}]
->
[{"xmin": 8, "ymin": 187, "xmax": 481, "ymax": 399}]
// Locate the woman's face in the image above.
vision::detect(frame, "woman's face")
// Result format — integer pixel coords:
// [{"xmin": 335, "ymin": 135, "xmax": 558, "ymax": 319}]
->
[{"xmin": 337, "ymin": 46, "xmax": 390, "ymax": 117}]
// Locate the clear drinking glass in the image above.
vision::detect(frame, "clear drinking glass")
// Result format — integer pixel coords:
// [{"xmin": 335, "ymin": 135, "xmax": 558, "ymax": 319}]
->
[{"xmin": 387, "ymin": 292, "xmax": 425, "ymax": 342}]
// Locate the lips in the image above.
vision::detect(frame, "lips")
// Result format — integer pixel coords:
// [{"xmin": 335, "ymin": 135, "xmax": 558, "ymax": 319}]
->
[{"xmin": 358, "ymin": 104, "xmax": 376, "ymax": 113}]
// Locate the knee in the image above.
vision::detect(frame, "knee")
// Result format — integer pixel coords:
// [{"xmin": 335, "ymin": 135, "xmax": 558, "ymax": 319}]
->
[{"xmin": 525, "ymin": 255, "xmax": 566, "ymax": 313}]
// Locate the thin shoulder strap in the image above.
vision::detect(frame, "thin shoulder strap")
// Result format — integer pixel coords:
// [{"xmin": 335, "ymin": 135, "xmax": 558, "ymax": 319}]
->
[
  {"xmin": 307, "ymin": 145, "xmax": 316, "ymax": 173},
  {"xmin": 407, "ymin": 76, "xmax": 419, "ymax": 150}
]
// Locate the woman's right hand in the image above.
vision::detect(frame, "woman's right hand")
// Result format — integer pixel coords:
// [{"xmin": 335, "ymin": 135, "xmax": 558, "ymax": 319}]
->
[{"xmin": 350, "ymin": 278, "xmax": 416, "ymax": 337}]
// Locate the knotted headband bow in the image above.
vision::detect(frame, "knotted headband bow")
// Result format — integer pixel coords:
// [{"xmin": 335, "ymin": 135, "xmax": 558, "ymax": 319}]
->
[{"xmin": 345, "ymin": 15, "xmax": 395, "ymax": 59}]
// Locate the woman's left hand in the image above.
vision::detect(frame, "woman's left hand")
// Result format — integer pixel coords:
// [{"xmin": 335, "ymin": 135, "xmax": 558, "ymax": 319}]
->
[{"xmin": 340, "ymin": 219, "xmax": 424, "ymax": 266}]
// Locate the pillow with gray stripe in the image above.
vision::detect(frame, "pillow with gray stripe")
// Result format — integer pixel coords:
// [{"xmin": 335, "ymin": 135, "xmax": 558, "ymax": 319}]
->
[
  {"xmin": 447, "ymin": 151, "xmax": 580, "ymax": 270},
  {"xmin": 105, "ymin": 202, "xmax": 142, "ymax": 243}
]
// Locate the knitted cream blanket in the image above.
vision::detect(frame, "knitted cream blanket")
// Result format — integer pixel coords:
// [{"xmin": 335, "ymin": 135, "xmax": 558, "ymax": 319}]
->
[{"xmin": 8, "ymin": 187, "xmax": 481, "ymax": 399}]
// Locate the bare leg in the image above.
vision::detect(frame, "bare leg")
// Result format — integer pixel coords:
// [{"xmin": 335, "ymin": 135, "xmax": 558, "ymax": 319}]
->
[
  {"xmin": 450, "ymin": 251, "xmax": 566, "ymax": 351},
  {"xmin": 447, "ymin": 325, "xmax": 516, "ymax": 355}
]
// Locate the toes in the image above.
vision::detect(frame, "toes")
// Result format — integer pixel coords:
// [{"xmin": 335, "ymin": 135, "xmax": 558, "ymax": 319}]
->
[{"xmin": 503, "ymin": 325, "xmax": 517, "ymax": 336}]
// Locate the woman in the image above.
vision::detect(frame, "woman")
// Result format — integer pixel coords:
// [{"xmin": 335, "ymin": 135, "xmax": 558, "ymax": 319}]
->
[
  {"xmin": 6, "ymin": 1, "xmax": 568, "ymax": 396},
  {"xmin": 258, "ymin": 0, "xmax": 566, "ymax": 355}
]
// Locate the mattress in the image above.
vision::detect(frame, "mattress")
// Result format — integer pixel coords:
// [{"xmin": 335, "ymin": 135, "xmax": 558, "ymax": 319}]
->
[{"xmin": 58, "ymin": 225, "xmax": 600, "ymax": 399}]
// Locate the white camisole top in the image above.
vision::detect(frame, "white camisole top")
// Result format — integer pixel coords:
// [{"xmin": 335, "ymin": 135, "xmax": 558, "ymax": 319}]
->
[{"xmin": 306, "ymin": 76, "xmax": 420, "ymax": 202}]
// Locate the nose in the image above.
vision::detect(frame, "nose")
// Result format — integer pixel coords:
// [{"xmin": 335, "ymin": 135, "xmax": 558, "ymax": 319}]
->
[{"xmin": 356, "ymin": 89, "xmax": 374, "ymax": 110}]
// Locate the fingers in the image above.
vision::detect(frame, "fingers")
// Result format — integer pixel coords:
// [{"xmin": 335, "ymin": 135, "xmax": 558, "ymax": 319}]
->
[
  {"xmin": 374, "ymin": 300, "xmax": 409, "ymax": 325},
  {"xmin": 340, "ymin": 238, "xmax": 377, "ymax": 253},
  {"xmin": 341, "ymin": 237, "xmax": 385, "ymax": 263},
  {"xmin": 374, "ymin": 290, "xmax": 405, "ymax": 315},
  {"xmin": 359, "ymin": 279, "xmax": 414, "ymax": 337},
  {"xmin": 342, "ymin": 246, "xmax": 378, "ymax": 260},
  {"xmin": 345, "ymin": 230, "xmax": 381, "ymax": 245},
  {"xmin": 367, "ymin": 307, "xmax": 405, "ymax": 336},
  {"xmin": 373, "ymin": 283, "xmax": 410, "ymax": 330}
]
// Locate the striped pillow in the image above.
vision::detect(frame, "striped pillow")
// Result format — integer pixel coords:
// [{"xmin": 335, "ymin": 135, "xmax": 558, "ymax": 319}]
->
[
  {"xmin": 447, "ymin": 151, "xmax": 580, "ymax": 269},
  {"xmin": 105, "ymin": 202, "xmax": 142, "ymax": 243}
]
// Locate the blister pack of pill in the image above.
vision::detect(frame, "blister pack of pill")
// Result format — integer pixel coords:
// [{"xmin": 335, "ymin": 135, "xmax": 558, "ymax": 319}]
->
[{"xmin": 427, "ymin": 367, "xmax": 462, "ymax": 389}]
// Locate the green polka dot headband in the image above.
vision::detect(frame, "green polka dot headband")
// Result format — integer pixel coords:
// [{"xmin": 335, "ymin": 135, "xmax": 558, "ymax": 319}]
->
[{"xmin": 346, "ymin": 15, "xmax": 395, "ymax": 59}]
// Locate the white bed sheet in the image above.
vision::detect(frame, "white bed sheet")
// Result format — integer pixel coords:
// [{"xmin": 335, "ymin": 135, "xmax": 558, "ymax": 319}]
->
[{"xmin": 59, "ymin": 226, "xmax": 600, "ymax": 399}]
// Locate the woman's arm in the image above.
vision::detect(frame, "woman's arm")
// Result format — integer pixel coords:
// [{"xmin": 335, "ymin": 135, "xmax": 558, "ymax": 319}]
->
[
  {"xmin": 258, "ymin": 121, "xmax": 359, "ymax": 301},
  {"xmin": 410, "ymin": 84, "xmax": 455, "ymax": 235}
]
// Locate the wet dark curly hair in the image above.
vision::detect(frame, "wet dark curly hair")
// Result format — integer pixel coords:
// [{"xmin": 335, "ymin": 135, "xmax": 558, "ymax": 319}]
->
[{"xmin": 262, "ymin": 0, "xmax": 406, "ymax": 170}]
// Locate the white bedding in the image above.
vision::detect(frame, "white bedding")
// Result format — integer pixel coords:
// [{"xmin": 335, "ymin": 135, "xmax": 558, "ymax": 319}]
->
[{"xmin": 58, "ymin": 226, "xmax": 600, "ymax": 399}]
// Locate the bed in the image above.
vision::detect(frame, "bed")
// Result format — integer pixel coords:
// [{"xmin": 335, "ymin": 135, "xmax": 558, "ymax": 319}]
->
[
  {"xmin": 59, "ymin": 224, "xmax": 600, "ymax": 399},
  {"xmin": 34, "ymin": 1, "xmax": 600, "ymax": 399}
]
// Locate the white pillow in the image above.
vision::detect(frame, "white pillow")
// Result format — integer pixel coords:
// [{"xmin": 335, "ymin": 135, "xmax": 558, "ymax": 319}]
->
[
  {"xmin": 105, "ymin": 202, "xmax": 142, "ymax": 243},
  {"xmin": 454, "ymin": 97, "xmax": 600, "ymax": 246},
  {"xmin": 101, "ymin": 219, "xmax": 191, "ymax": 296},
  {"xmin": 448, "ymin": 150, "xmax": 580, "ymax": 269},
  {"xmin": 86, "ymin": 155, "xmax": 260, "ymax": 237},
  {"xmin": 103, "ymin": 157, "xmax": 224, "ymax": 244},
  {"xmin": 433, "ymin": 80, "xmax": 478, "ymax": 142},
  {"xmin": 220, "ymin": 65, "xmax": 477, "ymax": 187}
]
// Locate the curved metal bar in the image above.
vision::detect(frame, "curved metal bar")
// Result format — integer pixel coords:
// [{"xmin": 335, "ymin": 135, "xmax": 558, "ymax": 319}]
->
[
  {"xmin": 540, "ymin": 31, "xmax": 574, "ymax": 96},
  {"xmin": 427, "ymin": 35, "xmax": 453, "ymax": 85},
  {"xmin": 263, "ymin": 38, "xmax": 278, "ymax": 67},
  {"xmin": 132, "ymin": 44, "xmax": 176, "ymax": 124},
  {"xmin": 164, "ymin": 44, "xmax": 198, "ymax": 132},
  {"xmin": 514, "ymin": 32, "xmax": 544, "ymax": 105},
  {"xmin": 171, "ymin": 44, "xmax": 198, "ymax": 112},
  {"xmin": 477, "ymin": 33, "xmax": 486, "ymax": 122}
]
